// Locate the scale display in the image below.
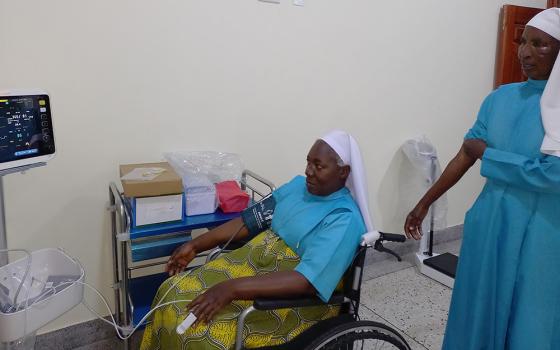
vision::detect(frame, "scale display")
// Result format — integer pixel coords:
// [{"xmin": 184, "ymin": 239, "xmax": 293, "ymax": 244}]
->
[{"xmin": 0, "ymin": 92, "xmax": 55, "ymax": 170}]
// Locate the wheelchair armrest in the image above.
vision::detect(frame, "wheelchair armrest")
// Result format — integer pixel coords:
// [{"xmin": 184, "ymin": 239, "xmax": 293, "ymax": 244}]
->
[{"xmin": 253, "ymin": 293, "xmax": 346, "ymax": 311}]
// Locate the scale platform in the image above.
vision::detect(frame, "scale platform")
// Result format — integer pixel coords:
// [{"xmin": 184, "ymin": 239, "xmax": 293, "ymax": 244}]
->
[{"xmin": 416, "ymin": 252, "xmax": 458, "ymax": 288}]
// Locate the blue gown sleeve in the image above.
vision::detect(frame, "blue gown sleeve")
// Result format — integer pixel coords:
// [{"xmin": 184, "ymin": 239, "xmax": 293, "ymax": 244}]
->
[
  {"xmin": 294, "ymin": 210, "xmax": 362, "ymax": 302},
  {"xmin": 481, "ymin": 148, "xmax": 560, "ymax": 194},
  {"xmin": 465, "ymin": 93, "xmax": 493, "ymax": 141}
]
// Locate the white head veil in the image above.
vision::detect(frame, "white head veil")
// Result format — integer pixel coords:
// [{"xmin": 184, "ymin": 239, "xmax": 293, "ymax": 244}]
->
[
  {"xmin": 526, "ymin": 8, "xmax": 560, "ymax": 157},
  {"xmin": 320, "ymin": 130, "xmax": 379, "ymax": 243}
]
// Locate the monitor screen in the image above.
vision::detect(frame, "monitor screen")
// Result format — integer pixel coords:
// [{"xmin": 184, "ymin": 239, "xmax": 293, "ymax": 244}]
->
[{"xmin": 0, "ymin": 93, "xmax": 55, "ymax": 170}]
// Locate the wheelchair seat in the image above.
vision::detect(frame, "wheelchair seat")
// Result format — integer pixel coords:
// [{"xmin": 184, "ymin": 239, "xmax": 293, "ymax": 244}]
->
[{"xmin": 234, "ymin": 234, "xmax": 411, "ymax": 350}]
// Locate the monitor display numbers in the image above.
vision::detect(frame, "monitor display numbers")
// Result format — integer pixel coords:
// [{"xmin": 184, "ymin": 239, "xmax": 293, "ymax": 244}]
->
[{"xmin": 0, "ymin": 95, "xmax": 55, "ymax": 164}]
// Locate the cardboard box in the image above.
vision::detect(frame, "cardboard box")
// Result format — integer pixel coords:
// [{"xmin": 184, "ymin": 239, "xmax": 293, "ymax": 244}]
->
[
  {"xmin": 132, "ymin": 194, "xmax": 184, "ymax": 226},
  {"xmin": 120, "ymin": 162, "xmax": 183, "ymax": 197}
]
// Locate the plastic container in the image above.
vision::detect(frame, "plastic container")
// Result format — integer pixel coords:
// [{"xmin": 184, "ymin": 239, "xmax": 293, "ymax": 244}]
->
[
  {"xmin": 185, "ymin": 184, "xmax": 218, "ymax": 216},
  {"xmin": 0, "ymin": 248, "xmax": 84, "ymax": 343}
]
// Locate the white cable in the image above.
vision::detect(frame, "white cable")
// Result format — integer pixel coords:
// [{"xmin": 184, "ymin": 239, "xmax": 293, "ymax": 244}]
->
[
  {"xmin": 1, "ymin": 248, "xmax": 32, "ymax": 343},
  {"xmin": 0, "ymin": 249, "xmax": 31, "ymax": 309},
  {"xmin": 75, "ymin": 280, "xmax": 192, "ymax": 340},
  {"xmin": 83, "ymin": 224, "xmax": 244, "ymax": 340},
  {"xmin": 152, "ymin": 222, "xmax": 245, "ymax": 314},
  {"xmin": 0, "ymin": 224, "xmax": 245, "ymax": 341},
  {"xmin": 16, "ymin": 277, "xmax": 193, "ymax": 340}
]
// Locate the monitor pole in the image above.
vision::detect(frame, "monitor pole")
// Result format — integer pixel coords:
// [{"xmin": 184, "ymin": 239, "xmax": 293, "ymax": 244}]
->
[{"xmin": 0, "ymin": 163, "xmax": 46, "ymax": 266}]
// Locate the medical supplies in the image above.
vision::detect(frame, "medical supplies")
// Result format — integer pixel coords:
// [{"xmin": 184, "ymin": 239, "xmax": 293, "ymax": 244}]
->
[
  {"xmin": 0, "ymin": 248, "xmax": 84, "ymax": 343},
  {"xmin": 131, "ymin": 195, "xmax": 184, "ymax": 227},
  {"xmin": 216, "ymin": 181, "xmax": 249, "ymax": 213},
  {"xmin": 0, "ymin": 283, "xmax": 11, "ymax": 314},
  {"xmin": 120, "ymin": 162, "xmax": 184, "ymax": 226},
  {"xmin": 176, "ymin": 313, "xmax": 197, "ymax": 335},
  {"xmin": 241, "ymin": 194, "xmax": 275, "ymax": 235},
  {"xmin": 183, "ymin": 176, "xmax": 217, "ymax": 216},
  {"xmin": 0, "ymin": 247, "xmax": 193, "ymax": 344},
  {"xmin": 120, "ymin": 162, "xmax": 183, "ymax": 198}
]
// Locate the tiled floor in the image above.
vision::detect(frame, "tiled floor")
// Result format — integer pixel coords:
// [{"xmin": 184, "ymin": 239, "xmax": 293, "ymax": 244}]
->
[
  {"xmin": 37, "ymin": 239, "xmax": 462, "ymax": 350},
  {"xmin": 358, "ymin": 239, "xmax": 462, "ymax": 350}
]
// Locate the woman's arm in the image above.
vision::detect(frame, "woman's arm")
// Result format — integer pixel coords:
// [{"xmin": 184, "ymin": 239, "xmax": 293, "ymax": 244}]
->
[
  {"xmin": 481, "ymin": 147, "xmax": 560, "ymax": 194},
  {"xmin": 188, "ymin": 271, "xmax": 315, "ymax": 324},
  {"xmin": 404, "ymin": 142, "xmax": 478, "ymax": 240},
  {"xmin": 166, "ymin": 217, "xmax": 249, "ymax": 275}
]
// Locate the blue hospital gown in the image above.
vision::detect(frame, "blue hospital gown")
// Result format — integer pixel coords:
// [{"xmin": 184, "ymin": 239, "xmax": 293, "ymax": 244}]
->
[
  {"xmin": 442, "ymin": 79, "xmax": 560, "ymax": 349},
  {"xmin": 271, "ymin": 176, "xmax": 365, "ymax": 302}
]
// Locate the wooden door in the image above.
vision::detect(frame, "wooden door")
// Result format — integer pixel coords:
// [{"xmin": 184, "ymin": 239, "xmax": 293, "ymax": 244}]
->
[
  {"xmin": 495, "ymin": 2, "xmax": 558, "ymax": 88},
  {"xmin": 494, "ymin": 5, "xmax": 543, "ymax": 88}
]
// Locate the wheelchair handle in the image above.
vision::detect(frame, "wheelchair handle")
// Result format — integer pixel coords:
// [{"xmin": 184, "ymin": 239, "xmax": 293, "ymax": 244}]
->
[{"xmin": 379, "ymin": 232, "xmax": 406, "ymax": 243}]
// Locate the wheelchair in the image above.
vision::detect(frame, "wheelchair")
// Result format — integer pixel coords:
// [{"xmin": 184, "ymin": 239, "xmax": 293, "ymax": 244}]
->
[
  {"xmin": 207, "ymin": 232, "xmax": 411, "ymax": 350},
  {"xmin": 205, "ymin": 172, "xmax": 411, "ymax": 350}
]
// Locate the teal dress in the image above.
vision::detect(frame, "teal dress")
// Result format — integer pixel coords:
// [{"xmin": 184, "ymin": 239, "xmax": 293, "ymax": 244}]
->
[
  {"xmin": 272, "ymin": 175, "xmax": 365, "ymax": 302},
  {"xmin": 442, "ymin": 79, "xmax": 560, "ymax": 349}
]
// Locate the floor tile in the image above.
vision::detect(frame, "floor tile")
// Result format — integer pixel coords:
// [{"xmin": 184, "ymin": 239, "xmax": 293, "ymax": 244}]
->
[
  {"xmin": 358, "ymin": 304, "xmax": 428, "ymax": 350},
  {"xmin": 360, "ymin": 267, "xmax": 451, "ymax": 350}
]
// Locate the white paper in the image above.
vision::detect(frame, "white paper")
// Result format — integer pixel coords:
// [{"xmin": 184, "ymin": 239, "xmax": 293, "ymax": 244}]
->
[
  {"xmin": 121, "ymin": 167, "xmax": 166, "ymax": 181},
  {"xmin": 135, "ymin": 195, "xmax": 183, "ymax": 226}
]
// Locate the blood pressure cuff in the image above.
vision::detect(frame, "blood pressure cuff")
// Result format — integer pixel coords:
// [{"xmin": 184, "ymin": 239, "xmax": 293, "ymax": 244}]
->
[{"xmin": 241, "ymin": 194, "xmax": 276, "ymax": 238}]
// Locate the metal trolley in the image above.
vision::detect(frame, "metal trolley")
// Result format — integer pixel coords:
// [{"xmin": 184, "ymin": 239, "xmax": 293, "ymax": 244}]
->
[{"xmin": 108, "ymin": 170, "xmax": 275, "ymax": 349}]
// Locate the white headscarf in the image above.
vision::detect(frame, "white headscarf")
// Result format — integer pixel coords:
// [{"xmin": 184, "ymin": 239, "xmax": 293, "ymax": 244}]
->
[
  {"xmin": 320, "ymin": 130, "xmax": 379, "ymax": 243},
  {"xmin": 527, "ymin": 8, "xmax": 560, "ymax": 157}
]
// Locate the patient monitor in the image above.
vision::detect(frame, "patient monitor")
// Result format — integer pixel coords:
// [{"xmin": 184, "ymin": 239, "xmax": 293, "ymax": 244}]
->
[{"xmin": 0, "ymin": 89, "xmax": 55, "ymax": 171}]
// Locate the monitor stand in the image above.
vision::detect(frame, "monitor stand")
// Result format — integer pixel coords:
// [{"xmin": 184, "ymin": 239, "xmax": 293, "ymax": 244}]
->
[{"xmin": 0, "ymin": 163, "xmax": 46, "ymax": 267}]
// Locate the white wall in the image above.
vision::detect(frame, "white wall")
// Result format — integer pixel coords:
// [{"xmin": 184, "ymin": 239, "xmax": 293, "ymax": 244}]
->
[{"xmin": 0, "ymin": 0, "xmax": 545, "ymax": 333}]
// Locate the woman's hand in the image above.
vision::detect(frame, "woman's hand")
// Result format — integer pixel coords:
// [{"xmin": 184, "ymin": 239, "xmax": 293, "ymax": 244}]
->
[
  {"xmin": 166, "ymin": 242, "xmax": 197, "ymax": 276},
  {"xmin": 463, "ymin": 139, "xmax": 487, "ymax": 160},
  {"xmin": 188, "ymin": 281, "xmax": 235, "ymax": 325},
  {"xmin": 404, "ymin": 204, "xmax": 429, "ymax": 240}
]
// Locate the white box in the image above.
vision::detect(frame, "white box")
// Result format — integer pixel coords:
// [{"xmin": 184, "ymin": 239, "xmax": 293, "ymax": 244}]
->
[
  {"xmin": 185, "ymin": 187, "xmax": 217, "ymax": 216},
  {"xmin": 134, "ymin": 194, "xmax": 183, "ymax": 226},
  {"xmin": 0, "ymin": 249, "xmax": 84, "ymax": 343}
]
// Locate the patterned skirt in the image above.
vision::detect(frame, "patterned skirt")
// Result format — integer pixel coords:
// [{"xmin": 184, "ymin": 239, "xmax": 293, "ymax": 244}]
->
[{"xmin": 140, "ymin": 230, "xmax": 340, "ymax": 350}]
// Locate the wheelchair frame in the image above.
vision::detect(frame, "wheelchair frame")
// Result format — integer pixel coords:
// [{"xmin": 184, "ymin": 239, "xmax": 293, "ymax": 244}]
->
[
  {"xmin": 232, "ymin": 237, "xmax": 411, "ymax": 350},
  {"xmin": 203, "ymin": 174, "xmax": 411, "ymax": 350},
  {"xmin": 156, "ymin": 170, "xmax": 410, "ymax": 350}
]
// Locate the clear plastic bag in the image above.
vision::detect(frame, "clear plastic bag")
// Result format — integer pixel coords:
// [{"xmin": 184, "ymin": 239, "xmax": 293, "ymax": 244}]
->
[
  {"xmin": 164, "ymin": 151, "xmax": 244, "ymax": 184},
  {"xmin": 165, "ymin": 151, "xmax": 243, "ymax": 216},
  {"xmin": 400, "ymin": 135, "xmax": 447, "ymax": 230}
]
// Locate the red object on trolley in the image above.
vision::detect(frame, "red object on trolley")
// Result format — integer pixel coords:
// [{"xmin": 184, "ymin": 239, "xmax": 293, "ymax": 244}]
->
[{"xmin": 215, "ymin": 180, "xmax": 250, "ymax": 213}]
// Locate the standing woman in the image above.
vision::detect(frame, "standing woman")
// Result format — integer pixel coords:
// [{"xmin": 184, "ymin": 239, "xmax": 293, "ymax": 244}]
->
[{"xmin": 405, "ymin": 8, "xmax": 560, "ymax": 349}]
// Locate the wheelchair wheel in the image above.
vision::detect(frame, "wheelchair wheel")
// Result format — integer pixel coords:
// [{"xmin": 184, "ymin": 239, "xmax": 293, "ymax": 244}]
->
[{"xmin": 304, "ymin": 320, "xmax": 411, "ymax": 350}]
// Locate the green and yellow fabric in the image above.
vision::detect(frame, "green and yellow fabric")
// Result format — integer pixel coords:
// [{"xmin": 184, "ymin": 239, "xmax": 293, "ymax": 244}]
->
[{"xmin": 140, "ymin": 231, "xmax": 340, "ymax": 350}]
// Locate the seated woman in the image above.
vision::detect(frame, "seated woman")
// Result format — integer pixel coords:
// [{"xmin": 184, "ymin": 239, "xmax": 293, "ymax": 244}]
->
[{"xmin": 140, "ymin": 130, "xmax": 377, "ymax": 350}]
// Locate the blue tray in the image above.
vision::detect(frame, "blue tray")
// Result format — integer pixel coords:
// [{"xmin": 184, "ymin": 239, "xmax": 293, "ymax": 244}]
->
[
  {"xmin": 129, "ymin": 209, "xmax": 241, "ymax": 240},
  {"xmin": 130, "ymin": 235, "xmax": 192, "ymax": 262}
]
